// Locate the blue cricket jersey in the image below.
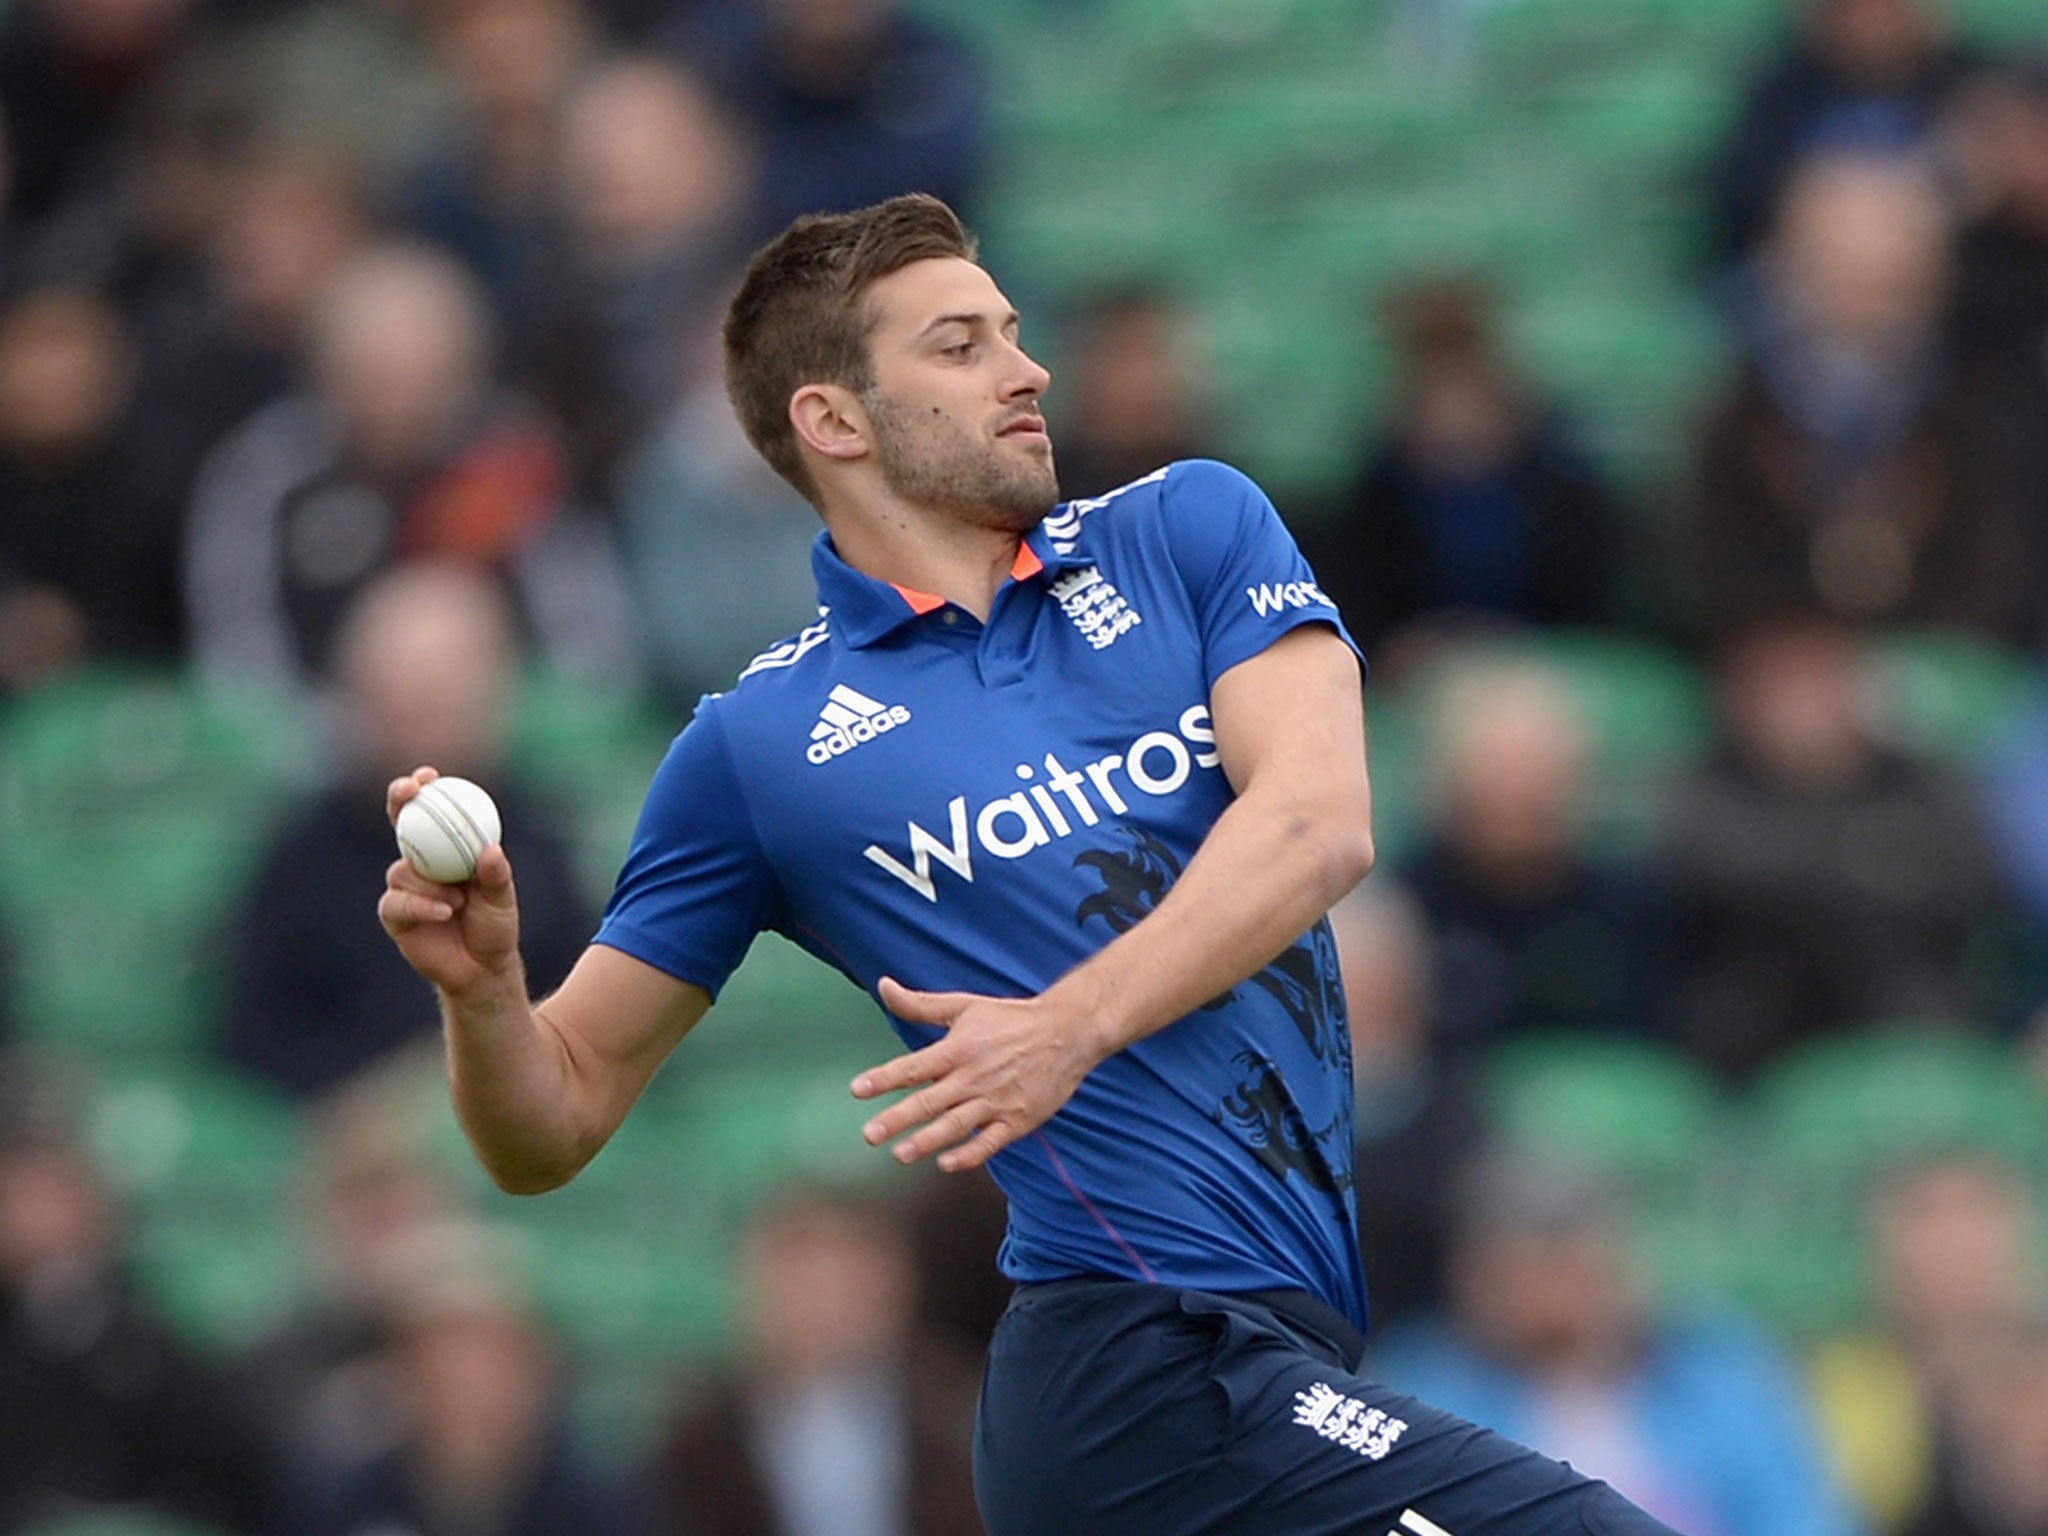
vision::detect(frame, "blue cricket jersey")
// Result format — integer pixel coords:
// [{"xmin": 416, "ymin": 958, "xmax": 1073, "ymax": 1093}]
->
[{"xmin": 595, "ymin": 459, "xmax": 1371, "ymax": 1326}]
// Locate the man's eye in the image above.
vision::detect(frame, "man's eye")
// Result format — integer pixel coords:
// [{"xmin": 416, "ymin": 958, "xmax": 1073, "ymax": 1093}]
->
[{"xmin": 942, "ymin": 341, "xmax": 975, "ymax": 358}]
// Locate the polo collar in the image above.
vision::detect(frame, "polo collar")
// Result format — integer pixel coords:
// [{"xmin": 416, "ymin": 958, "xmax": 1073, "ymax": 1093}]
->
[{"xmin": 810, "ymin": 521, "xmax": 1093, "ymax": 649}]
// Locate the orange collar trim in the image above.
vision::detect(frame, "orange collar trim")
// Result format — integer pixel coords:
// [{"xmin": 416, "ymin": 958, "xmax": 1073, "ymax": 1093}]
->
[
  {"xmin": 889, "ymin": 543, "xmax": 1044, "ymax": 615},
  {"xmin": 889, "ymin": 583, "xmax": 947, "ymax": 615}
]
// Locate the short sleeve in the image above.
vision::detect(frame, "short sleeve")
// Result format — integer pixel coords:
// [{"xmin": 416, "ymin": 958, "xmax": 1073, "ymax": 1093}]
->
[
  {"xmin": 593, "ymin": 703, "xmax": 782, "ymax": 996},
  {"xmin": 1159, "ymin": 459, "xmax": 1364, "ymax": 691}
]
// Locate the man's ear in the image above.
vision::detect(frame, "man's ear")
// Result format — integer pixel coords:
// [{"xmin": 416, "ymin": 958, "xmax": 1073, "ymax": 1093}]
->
[{"xmin": 790, "ymin": 383, "xmax": 870, "ymax": 464}]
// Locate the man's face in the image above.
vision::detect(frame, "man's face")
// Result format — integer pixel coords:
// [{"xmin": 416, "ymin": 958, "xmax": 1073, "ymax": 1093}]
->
[{"xmin": 856, "ymin": 256, "xmax": 1058, "ymax": 533}]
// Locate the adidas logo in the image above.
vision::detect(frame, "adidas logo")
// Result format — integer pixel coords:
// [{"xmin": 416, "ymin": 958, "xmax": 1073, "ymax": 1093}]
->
[{"xmin": 807, "ymin": 684, "xmax": 912, "ymax": 765}]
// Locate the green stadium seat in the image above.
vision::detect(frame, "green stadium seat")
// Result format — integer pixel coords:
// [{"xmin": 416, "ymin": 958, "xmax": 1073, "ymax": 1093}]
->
[
  {"xmin": 1632, "ymin": 1200, "xmax": 1749, "ymax": 1308},
  {"xmin": 1722, "ymin": 1224, "xmax": 1871, "ymax": 1338},
  {"xmin": 506, "ymin": 668, "xmax": 677, "ymax": 906},
  {"xmin": 1482, "ymin": 1032, "xmax": 1723, "ymax": 1193},
  {"xmin": 1527, "ymin": 56, "xmax": 1736, "ymax": 167},
  {"xmin": 907, "ymin": 0, "xmax": 1065, "ymax": 52},
  {"xmin": 693, "ymin": 933, "xmax": 889, "ymax": 1059},
  {"xmin": 669, "ymin": 1060, "xmax": 911, "ymax": 1221},
  {"xmin": 1953, "ymin": 0, "xmax": 2048, "ymax": 43},
  {"xmin": 1528, "ymin": 631, "xmax": 1713, "ymax": 859},
  {"xmin": 0, "ymin": 670, "xmax": 309, "ymax": 1061},
  {"xmin": 522, "ymin": 1213, "xmax": 729, "ymax": 1360},
  {"xmin": 1753, "ymin": 1025, "xmax": 2048, "ymax": 1182},
  {"xmin": 74, "ymin": 1065, "xmax": 305, "ymax": 1351},
  {"xmin": 82, "ymin": 1067, "xmax": 299, "ymax": 1205},
  {"xmin": 1479, "ymin": 1033, "xmax": 1751, "ymax": 1314},
  {"xmin": 1868, "ymin": 630, "xmax": 2039, "ymax": 765},
  {"xmin": 1480, "ymin": 0, "xmax": 1773, "ymax": 98},
  {"xmin": 127, "ymin": 1208, "xmax": 301, "ymax": 1353}
]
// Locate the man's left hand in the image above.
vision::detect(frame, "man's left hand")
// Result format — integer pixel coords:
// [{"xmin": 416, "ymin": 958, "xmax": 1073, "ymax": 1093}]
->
[{"xmin": 852, "ymin": 978, "xmax": 1105, "ymax": 1172}]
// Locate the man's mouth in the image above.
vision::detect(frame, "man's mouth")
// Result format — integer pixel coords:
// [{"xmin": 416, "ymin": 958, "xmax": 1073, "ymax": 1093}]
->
[{"xmin": 999, "ymin": 415, "xmax": 1050, "ymax": 441}]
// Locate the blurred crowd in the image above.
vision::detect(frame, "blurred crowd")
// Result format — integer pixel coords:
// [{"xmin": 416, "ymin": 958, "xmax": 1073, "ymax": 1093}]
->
[{"xmin": 4, "ymin": 0, "xmax": 2048, "ymax": 1533}]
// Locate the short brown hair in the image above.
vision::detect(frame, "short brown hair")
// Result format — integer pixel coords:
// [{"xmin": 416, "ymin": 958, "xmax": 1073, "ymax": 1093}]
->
[{"xmin": 723, "ymin": 194, "xmax": 978, "ymax": 503}]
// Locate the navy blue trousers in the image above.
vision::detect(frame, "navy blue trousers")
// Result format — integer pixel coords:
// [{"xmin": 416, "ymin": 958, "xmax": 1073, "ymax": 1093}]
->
[{"xmin": 974, "ymin": 1279, "xmax": 1686, "ymax": 1536}]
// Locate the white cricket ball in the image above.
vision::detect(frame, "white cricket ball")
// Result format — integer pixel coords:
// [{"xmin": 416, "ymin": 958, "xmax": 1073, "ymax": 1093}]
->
[{"xmin": 395, "ymin": 776, "xmax": 502, "ymax": 885}]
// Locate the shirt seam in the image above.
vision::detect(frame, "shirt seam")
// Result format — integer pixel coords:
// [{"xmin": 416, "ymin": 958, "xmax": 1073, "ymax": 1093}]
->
[{"xmin": 701, "ymin": 696, "xmax": 796, "ymax": 937}]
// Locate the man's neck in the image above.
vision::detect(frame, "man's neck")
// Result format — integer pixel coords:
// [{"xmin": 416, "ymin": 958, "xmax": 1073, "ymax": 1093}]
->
[{"xmin": 823, "ymin": 496, "xmax": 1032, "ymax": 622}]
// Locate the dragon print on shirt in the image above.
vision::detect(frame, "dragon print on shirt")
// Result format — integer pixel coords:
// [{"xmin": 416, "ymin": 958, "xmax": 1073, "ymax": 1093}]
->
[
  {"xmin": 1073, "ymin": 830, "xmax": 1352, "ymax": 1063},
  {"xmin": 1219, "ymin": 1051, "xmax": 1353, "ymax": 1198},
  {"xmin": 1073, "ymin": 829, "xmax": 1356, "ymax": 1200},
  {"xmin": 1073, "ymin": 829, "xmax": 1185, "ymax": 938}
]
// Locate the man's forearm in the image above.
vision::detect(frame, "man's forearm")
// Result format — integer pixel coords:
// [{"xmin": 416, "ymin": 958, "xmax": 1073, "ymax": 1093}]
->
[
  {"xmin": 1046, "ymin": 783, "xmax": 1373, "ymax": 1062},
  {"xmin": 440, "ymin": 961, "xmax": 596, "ymax": 1194}
]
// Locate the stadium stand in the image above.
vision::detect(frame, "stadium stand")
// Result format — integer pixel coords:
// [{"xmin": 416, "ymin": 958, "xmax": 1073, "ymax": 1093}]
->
[{"xmin": 4, "ymin": 0, "xmax": 2046, "ymax": 1515}]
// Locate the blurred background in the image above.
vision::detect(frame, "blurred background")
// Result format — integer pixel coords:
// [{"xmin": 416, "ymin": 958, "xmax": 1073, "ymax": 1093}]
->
[{"xmin": 2, "ymin": 0, "xmax": 2048, "ymax": 1532}]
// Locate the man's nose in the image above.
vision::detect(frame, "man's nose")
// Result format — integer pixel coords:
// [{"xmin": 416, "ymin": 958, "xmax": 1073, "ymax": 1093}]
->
[{"xmin": 1007, "ymin": 344, "xmax": 1052, "ymax": 399}]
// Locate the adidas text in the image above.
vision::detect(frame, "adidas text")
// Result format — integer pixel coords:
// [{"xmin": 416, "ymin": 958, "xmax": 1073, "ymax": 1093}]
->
[{"xmin": 808, "ymin": 684, "xmax": 912, "ymax": 765}]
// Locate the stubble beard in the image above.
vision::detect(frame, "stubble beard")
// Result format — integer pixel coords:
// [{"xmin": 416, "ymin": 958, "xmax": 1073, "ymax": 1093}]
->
[{"xmin": 863, "ymin": 390, "xmax": 1060, "ymax": 535}]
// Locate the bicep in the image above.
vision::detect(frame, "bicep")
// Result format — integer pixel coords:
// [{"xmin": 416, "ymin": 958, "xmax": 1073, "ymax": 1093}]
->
[
  {"xmin": 538, "ymin": 943, "xmax": 712, "ymax": 1119},
  {"xmin": 1209, "ymin": 625, "xmax": 1370, "ymax": 807}
]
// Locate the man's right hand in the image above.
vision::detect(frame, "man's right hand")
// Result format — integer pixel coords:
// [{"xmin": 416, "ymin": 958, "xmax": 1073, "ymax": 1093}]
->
[{"xmin": 379, "ymin": 767, "xmax": 523, "ymax": 998}]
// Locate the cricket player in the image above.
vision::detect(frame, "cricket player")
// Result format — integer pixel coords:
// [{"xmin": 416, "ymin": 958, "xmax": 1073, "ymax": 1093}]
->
[{"xmin": 380, "ymin": 194, "xmax": 1679, "ymax": 1536}]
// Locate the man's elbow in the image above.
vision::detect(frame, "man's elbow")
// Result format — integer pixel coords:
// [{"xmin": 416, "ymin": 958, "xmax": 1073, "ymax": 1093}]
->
[
  {"xmin": 471, "ymin": 1139, "xmax": 594, "ymax": 1196},
  {"xmin": 1286, "ymin": 793, "xmax": 1374, "ymax": 899},
  {"xmin": 1325, "ymin": 816, "xmax": 1375, "ymax": 895},
  {"xmin": 487, "ymin": 1163, "xmax": 576, "ymax": 1197}
]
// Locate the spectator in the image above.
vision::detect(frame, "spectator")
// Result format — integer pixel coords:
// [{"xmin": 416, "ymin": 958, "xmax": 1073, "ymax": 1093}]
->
[
  {"xmin": 1901, "ymin": 1318, "xmax": 2048, "ymax": 1536},
  {"xmin": 184, "ymin": 238, "xmax": 638, "ymax": 689},
  {"xmin": 235, "ymin": 1070, "xmax": 472, "ymax": 1505},
  {"xmin": 612, "ymin": 312, "xmax": 825, "ymax": 706},
  {"xmin": 97, "ymin": 37, "xmax": 265, "ymax": 415},
  {"xmin": 1045, "ymin": 286, "xmax": 1208, "ymax": 501},
  {"xmin": 287, "ymin": 1236, "xmax": 634, "ymax": 1536},
  {"xmin": 141, "ymin": 137, "xmax": 378, "ymax": 465},
  {"xmin": 1811, "ymin": 1152, "xmax": 2047, "ymax": 1533},
  {"xmin": 1371, "ymin": 1147, "xmax": 1866, "ymax": 1536},
  {"xmin": 644, "ymin": 1184, "xmax": 985, "ymax": 1536},
  {"xmin": 677, "ymin": 0, "xmax": 988, "ymax": 238},
  {"xmin": 516, "ymin": 55, "xmax": 755, "ymax": 499},
  {"xmin": 1399, "ymin": 651, "xmax": 1652, "ymax": 1059},
  {"xmin": 1303, "ymin": 278, "xmax": 1622, "ymax": 654},
  {"xmin": 0, "ymin": 0, "xmax": 200, "ymax": 260},
  {"xmin": 0, "ymin": 1058, "xmax": 270, "ymax": 1531},
  {"xmin": 1705, "ymin": 0, "xmax": 1976, "ymax": 268},
  {"xmin": 208, "ymin": 141, "xmax": 373, "ymax": 397},
  {"xmin": 396, "ymin": 0, "xmax": 599, "ymax": 324},
  {"xmin": 1651, "ymin": 610, "xmax": 2009, "ymax": 1081},
  {"xmin": 1980, "ymin": 691, "xmax": 2048, "ymax": 1002},
  {"xmin": 1874, "ymin": 1153, "xmax": 2046, "ymax": 1406},
  {"xmin": 191, "ymin": 0, "xmax": 444, "ymax": 173},
  {"xmin": 0, "ymin": 282, "xmax": 189, "ymax": 689},
  {"xmin": 1330, "ymin": 881, "xmax": 1484, "ymax": 1331},
  {"xmin": 217, "ymin": 560, "xmax": 592, "ymax": 1100},
  {"xmin": 1689, "ymin": 149, "xmax": 2048, "ymax": 646},
  {"xmin": 1943, "ymin": 57, "xmax": 2048, "ymax": 391},
  {"xmin": 0, "ymin": 12, "xmax": 247, "ymax": 306}
]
